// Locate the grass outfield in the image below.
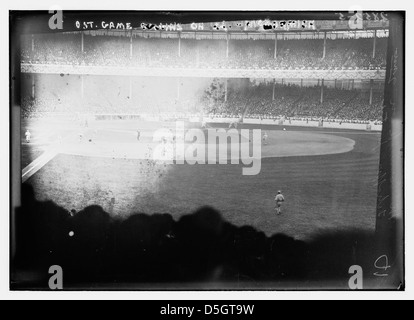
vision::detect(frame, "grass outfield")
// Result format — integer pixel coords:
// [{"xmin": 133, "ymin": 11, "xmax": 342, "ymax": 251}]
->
[{"xmin": 23, "ymin": 122, "xmax": 381, "ymax": 241}]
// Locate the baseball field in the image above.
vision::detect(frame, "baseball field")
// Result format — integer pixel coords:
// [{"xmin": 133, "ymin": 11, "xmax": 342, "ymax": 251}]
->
[{"xmin": 21, "ymin": 118, "xmax": 381, "ymax": 241}]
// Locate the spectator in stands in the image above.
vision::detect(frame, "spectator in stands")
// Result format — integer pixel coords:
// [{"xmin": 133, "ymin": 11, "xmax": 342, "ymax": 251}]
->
[{"xmin": 21, "ymin": 34, "xmax": 387, "ymax": 71}]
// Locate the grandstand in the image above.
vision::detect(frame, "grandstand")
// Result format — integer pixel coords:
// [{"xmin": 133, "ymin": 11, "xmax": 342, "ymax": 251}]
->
[
  {"xmin": 21, "ymin": 31, "xmax": 387, "ymax": 70},
  {"xmin": 20, "ymin": 20, "xmax": 388, "ymax": 124},
  {"xmin": 21, "ymin": 75, "xmax": 384, "ymax": 123}
]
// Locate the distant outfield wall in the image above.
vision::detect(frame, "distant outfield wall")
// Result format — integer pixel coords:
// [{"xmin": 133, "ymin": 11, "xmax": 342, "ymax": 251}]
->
[
  {"xmin": 26, "ymin": 112, "xmax": 382, "ymax": 132},
  {"xmin": 211, "ymin": 117, "xmax": 383, "ymax": 132}
]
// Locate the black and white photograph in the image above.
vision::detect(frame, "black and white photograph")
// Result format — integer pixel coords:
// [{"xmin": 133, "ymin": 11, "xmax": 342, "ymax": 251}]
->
[{"xmin": 7, "ymin": 7, "xmax": 406, "ymax": 294}]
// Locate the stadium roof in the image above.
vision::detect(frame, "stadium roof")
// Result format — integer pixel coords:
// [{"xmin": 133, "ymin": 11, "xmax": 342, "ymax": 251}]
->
[
  {"xmin": 13, "ymin": 11, "xmax": 392, "ymax": 35},
  {"xmin": 67, "ymin": 19, "xmax": 390, "ymax": 35},
  {"xmin": 134, "ymin": 19, "xmax": 390, "ymax": 33},
  {"xmin": 58, "ymin": 18, "xmax": 391, "ymax": 40},
  {"xmin": 75, "ymin": 28, "xmax": 389, "ymax": 41}
]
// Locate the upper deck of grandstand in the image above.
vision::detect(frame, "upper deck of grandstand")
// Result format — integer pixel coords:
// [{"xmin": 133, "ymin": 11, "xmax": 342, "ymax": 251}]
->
[
  {"xmin": 20, "ymin": 19, "xmax": 389, "ymax": 73},
  {"xmin": 19, "ymin": 19, "xmax": 389, "ymax": 122}
]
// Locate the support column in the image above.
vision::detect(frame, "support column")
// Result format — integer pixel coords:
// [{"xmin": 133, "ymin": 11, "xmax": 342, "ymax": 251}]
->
[
  {"xmin": 129, "ymin": 77, "xmax": 133, "ymax": 100},
  {"xmin": 177, "ymin": 78, "xmax": 180, "ymax": 101},
  {"xmin": 31, "ymin": 34, "xmax": 35, "ymax": 52},
  {"xmin": 226, "ymin": 35, "xmax": 229, "ymax": 59},
  {"xmin": 323, "ymin": 32, "xmax": 327, "ymax": 59},
  {"xmin": 335, "ymin": 79, "xmax": 337, "ymax": 89},
  {"xmin": 320, "ymin": 79, "xmax": 324, "ymax": 104},
  {"xmin": 81, "ymin": 75, "xmax": 84, "ymax": 99},
  {"xmin": 196, "ymin": 47, "xmax": 200, "ymax": 68},
  {"xmin": 373, "ymin": 30, "xmax": 377, "ymax": 59},
  {"xmin": 272, "ymin": 79, "xmax": 276, "ymax": 100},
  {"xmin": 274, "ymin": 36, "xmax": 277, "ymax": 59},
  {"xmin": 369, "ymin": 79, "xmax": 374, "ymax": 105},
  {"xmin": 224, "ymin": 78, "xmax": 228, "ymax": 102},
  {"xmin": 31, "ymin": 74, "xmax": 35, "ymax": 99},
  {"xmin": 130, "ymin": 32, "xmax": 133, "ymax": 58},
  {"xmin": 178, "ymin": 33, "xmax": 181, "ymax": 58},
  {"xmin": 81, "ymin": 32, "xmax": 84, "ymax": 53}
]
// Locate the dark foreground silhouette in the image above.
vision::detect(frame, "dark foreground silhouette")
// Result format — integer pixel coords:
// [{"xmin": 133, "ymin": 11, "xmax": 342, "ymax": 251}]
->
[{"xmin": 11, "ymin": 184, "xmax": 400, "ymax": 290}]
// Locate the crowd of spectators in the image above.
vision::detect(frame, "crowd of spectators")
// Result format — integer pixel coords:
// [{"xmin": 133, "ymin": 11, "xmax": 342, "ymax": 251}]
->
[
  {"xmin": 334, "ymin": 92, "xmax": 384, "ymax": 121},
  {"xmin": 231, "ymin": 83, "xmax": 299, "ymax": 118},
  {"xmin": 21, "ymin": 72, "xmax": 384, "ymax": 122},
  {"xmin": 293, "ymin": 87, "xmax": 359, "ymax": 118},
  {"xmin": 15, "ymin": 184, "xmax": 378, "ymax": 287},
  {"xmin": 202, "ymin": 83, "xmax": 384, "ymax": 122},
  {"xmin": 21, "ymin": 34, "xmax": 387, "ymax": 70},
  {"xmin": 320, "ymin": 39, "xmax": 387, "ymax": 70},
  {"xmin": 21, "ymin": 34, "xmax": 81, "ymax": 65}
]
